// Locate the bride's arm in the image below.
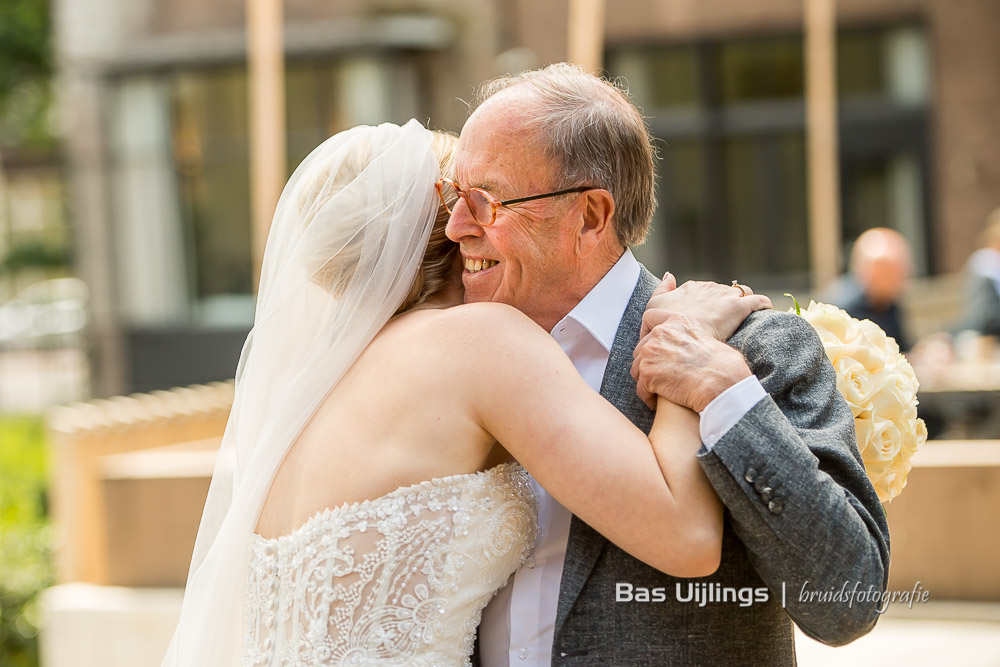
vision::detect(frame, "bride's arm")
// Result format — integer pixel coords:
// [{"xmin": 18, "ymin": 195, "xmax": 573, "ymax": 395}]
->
[
  {"xmin": 644, "ymin": 397, "xmax": 725, "ymax": 574},
  {"xmin": 446, "ymin": 303, "xmax": 724, "ymax": 578}
]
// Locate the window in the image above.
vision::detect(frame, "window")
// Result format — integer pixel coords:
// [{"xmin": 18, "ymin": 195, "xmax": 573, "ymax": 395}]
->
[
  {"xmin": 173, "ymin": 67, "xmax": 253, "ymax": 302},
  {"xmin": 719, "ymin": 37, "xmax": 804, "ymax": 106},
  {"xmin": 608, "ymin": 25, "xmax": 932, "ymax": 290},
  {"xmin": 109, "ymin": 53, "xmax": 421, "ymax": 326},
  {"xmin": 0, "ymin": 163, "xmax": 71, "ymax": 301}
]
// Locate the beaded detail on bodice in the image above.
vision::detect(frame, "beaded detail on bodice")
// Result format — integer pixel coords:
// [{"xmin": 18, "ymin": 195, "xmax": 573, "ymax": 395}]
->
[{"xmin": 243, "ymin": 462, "xmax": 537, "ymax": 666}]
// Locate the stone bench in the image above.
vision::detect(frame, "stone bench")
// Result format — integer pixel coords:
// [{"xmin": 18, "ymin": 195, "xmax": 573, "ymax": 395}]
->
[
  {"xmin": 40, "ymin": 583, "xmax": 183, "ymax": 667},
  {"xmin": 99, "ymin": 438, "xmax": 218, "ymax": 587},
  {"xmin": 46, "ymin": 381, "xmax": 232, "ymax": 584},
  {"xmin": 885, "ymin": 440, "xmax": 1000, "ymax": 601}
]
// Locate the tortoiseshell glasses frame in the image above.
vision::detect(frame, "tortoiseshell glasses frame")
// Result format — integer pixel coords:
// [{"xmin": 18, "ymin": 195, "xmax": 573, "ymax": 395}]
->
[{"xmin": 435, "ymin": 177, "xmax": 593, "ymax": 227}]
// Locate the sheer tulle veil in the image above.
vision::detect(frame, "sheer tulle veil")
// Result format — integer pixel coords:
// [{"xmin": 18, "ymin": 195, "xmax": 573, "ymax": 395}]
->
[{"xmin": 162, "ymin": 120, "xmax": 440, "ymax": 666}]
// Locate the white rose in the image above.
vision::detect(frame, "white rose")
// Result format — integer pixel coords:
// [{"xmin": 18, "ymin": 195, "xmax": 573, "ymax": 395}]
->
[
  {"xmin": 837, "ymin": 326, "xmax": 888, "ymax": 374},
  {"xmin": 869, "ymin": 417, "xmax": 924, "ymax": 503},
  {"xmin": 901, "ymin": 417, "xmax": 927, "ymax": 456},
  {"xmin": 862, "ymin": 459, "xmax": 895, "ymax": 503},
  {"xmin": 824, "ymin": 340, "xmax": 889, "ymax": 373},
  {"xmin": 854, "ymin": 416, "xmax": 876, "ymax": 458},
  {"xmin": 893, "ymin": 353, "xmax": 915, "ymax": 376},
  {"xmin": 834, "ymin": 356, "xmax": 874, "ymax": 417},
  {"xmin": 856, "ymin": 318, "xmax": 901, "ymax": 359},
  {"xmin": 891, "ymin": 355, "xmax": 921, "ymax": 396},
  {"xmin": 814, "ymin": 325, "xmax": 843, "ymax": 350},
  {"xmin": 873, "ymin": 469, "xmax": 898, "ymax": 504},
  {"xmin": 857, "ymin": 416, "xmax": 903, "ymax": 463},
  {"xmin": 886, "ymin": 458, "xmax": 913, "ymax": 503},
  {"xmin": 798, "ymin": 301, "xmax": 926, "ymax": 503},
  {"xmin": 801, "ymin": 301, "xmax": 861, "ymax": 343},
  {"xmin": 868, "ymin": 369, "xmax": 916, "ymax": 422}
]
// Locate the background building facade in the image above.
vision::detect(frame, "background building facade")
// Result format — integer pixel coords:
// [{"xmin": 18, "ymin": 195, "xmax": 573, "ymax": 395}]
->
[{"xmin": 53, "ymin": 0, "xmax": 1000, "ymax": 396}]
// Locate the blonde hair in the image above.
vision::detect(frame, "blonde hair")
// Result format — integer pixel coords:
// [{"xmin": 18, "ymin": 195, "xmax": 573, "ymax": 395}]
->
[
  {"xmin": 303, "ymin": 129, "xmax": 459, "ymax": 314},
  {"xmin": 395, "ymin": 131, "xmax": 459, "ymax": 315}
]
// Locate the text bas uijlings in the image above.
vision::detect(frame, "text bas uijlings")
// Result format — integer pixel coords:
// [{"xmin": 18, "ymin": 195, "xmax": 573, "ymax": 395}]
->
[{"xmin": 616, "ymin": 583, "xmax": 769, "ymax": 608}]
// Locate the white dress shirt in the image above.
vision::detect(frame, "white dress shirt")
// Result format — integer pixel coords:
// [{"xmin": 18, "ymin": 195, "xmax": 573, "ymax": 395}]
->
[
  {"xmin": 478, "ymin": 250, "xmax": 765, "ymax": 666},
  {"xmin": 969, "ymin": 247, "xmax": 1000, "ymax": 296}
]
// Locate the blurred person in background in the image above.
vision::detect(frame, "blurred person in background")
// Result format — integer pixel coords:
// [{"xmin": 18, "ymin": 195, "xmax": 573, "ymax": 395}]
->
[
  {"xmin": 959, "ymin": 207, "xmax": 1000, "ymax": 338},
  {"xmin": 824, "ymin": 227, "xmax": 914, "ymax": 350}
]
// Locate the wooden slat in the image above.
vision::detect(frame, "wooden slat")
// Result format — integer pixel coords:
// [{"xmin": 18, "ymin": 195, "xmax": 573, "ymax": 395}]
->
[
  {"xmin": 567, "ymin": 0, "xmax": 605, "ymax": 74},
  {"xmin": 805, "ymin": 0, "xmax": 841, "ymax": 291}
]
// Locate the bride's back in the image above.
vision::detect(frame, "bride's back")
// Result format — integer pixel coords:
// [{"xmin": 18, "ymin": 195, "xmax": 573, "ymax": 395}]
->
[
  {"xmin": 255, "ymin": 304, "xmax": 507, "ymax": 539},
  {"xmin": 247, "ymin": 305, "xmax": 540, "ymax": 667},
  {"xmin": 168, "ymin": 124, "xmax": 543, "ymax": 667}
]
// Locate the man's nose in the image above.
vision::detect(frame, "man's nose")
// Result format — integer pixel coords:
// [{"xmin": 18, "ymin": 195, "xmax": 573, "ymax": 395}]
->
[{"xmin": 445, "ymin": 199, "xmax": 484, "ymax": 242}]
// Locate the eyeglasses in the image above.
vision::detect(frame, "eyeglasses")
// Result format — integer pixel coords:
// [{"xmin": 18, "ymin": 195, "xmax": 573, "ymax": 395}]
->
[{"xmin": 435, "ymin": 177, "xmax": 592, "ymax": 227}]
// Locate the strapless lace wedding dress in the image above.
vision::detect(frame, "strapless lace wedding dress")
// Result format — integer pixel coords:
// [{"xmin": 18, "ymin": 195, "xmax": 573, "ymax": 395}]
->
[{"xmin": 243, "ymin": 462, "xmax": 537, "ymax": 666}]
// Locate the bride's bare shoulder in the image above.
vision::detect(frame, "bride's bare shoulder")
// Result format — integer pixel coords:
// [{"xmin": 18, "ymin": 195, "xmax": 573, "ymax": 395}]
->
[
  {"xmin": 438, "ymin": 302, "xmax": 547, "ymax": 337},
  {"xmin": 445, "ymin": 301, "xmax": 540, "ymax": 328},
  {"xmin": 391, "ymin": 302, "xmax": 555, "ymax": 357}
]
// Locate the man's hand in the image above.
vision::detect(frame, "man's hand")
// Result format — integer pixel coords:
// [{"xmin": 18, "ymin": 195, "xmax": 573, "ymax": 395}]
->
[
  {"xmin": 641, "ymin": 273, "xmax": 772, "ymax": 342},
  {"xmin": 631, "ymin": 312, "xmax": 752, "ymax": 412}
]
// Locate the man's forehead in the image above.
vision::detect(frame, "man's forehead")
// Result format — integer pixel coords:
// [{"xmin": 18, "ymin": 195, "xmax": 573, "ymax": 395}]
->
[
  {"xmin": 458, "ymin": 116, "xmax": 528, "ymax": 156},
  {"xmin": 455, "ymin": 104, "xmax": 550, "ymax": 191},
  {"xmin": 456, "ymin": 152, "xmax": 552, "ymax": 198},
  {"xmin": 458, "ymin": 94, "xmax": 535, "ymax": 150},
  {"xmin": 454, "ymin": 144, "xmax": 515, "ymax": 190}
]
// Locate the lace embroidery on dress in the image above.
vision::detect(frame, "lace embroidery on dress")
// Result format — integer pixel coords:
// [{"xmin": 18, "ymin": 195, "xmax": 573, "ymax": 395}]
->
[{"xmin": 244, "ymin": 462, "xmax": 537, "ymax": 666}]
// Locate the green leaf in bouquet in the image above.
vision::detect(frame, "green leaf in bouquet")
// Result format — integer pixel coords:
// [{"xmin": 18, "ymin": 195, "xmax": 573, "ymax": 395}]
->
[{"xmin": 784, "ymin": 293, "xmax": 802, "ymax": 316}]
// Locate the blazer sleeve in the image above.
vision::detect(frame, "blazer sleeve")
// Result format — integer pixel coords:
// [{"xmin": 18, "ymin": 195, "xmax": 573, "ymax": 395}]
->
[{"xmin": 696, "ymin": 309, "xmax": 891, "ymax": 646}]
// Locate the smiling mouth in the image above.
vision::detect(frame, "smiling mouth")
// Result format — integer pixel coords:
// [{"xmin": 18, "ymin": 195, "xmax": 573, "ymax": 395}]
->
[{"xmin": 464, "ymin": 258, "xmax": 499, "ymax": 274}]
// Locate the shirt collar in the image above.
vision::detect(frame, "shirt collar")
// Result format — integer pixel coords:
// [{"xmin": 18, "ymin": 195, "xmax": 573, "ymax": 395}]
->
[{"xmin": 551, "ymin": 249, "xmax": 642, "ymax": 352}]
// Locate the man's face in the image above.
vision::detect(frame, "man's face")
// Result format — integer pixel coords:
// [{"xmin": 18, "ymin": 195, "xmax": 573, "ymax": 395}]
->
[{"xmin": 446, "ymin": 95, "xmax": 587, "ymax": 327}]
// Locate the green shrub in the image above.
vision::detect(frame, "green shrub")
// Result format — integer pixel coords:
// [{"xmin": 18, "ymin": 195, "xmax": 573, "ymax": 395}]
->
[{"xmin": 0, "ymin": 416, "xmax": 52, "ymax": 667}]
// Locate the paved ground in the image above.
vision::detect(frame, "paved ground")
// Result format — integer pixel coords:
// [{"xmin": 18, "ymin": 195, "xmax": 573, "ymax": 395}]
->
[
  {"xmin": 795, "ymin": 602, "xmax": 1000, "ymax": 666},
  {"xmin": 39, "ymin": 587, "xmax": 1000, "ymax": 666}
]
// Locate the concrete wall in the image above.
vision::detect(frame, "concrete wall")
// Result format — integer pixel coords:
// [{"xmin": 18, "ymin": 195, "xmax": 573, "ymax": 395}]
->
[{"xmin": 886, "ymin": 440, "xmax": 1000, "ymax": 601}]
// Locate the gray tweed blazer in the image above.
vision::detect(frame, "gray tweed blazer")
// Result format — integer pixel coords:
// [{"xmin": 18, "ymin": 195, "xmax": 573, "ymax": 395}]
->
[{"xmin": 547, "ymin": 267, "xmax": 890, "ymax": 666}]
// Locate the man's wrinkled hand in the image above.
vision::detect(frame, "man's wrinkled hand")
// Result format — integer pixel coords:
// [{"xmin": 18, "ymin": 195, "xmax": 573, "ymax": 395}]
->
[
  {"xmin": 631, "ymin": 312, "xmax": 752, "ymax": 412},
  {"xmin": 641, "ymin": 274, "xmax": 772, "ymax": 341}
]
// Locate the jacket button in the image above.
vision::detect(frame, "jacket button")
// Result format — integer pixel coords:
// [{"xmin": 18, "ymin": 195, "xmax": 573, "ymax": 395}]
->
[
  {"xmin": 753, "ymin": 477, "xmax": 768, "ymax": 493},
  {"xmin": 744, "ymin": 467, "xmax": 758, "ymax": 483},
  {"xmin": 768, "ymin": 498, "xmax": 784, "ymax": 514},
  {"xmin": 761, "ymin": 487, "xmax": 774, "ymax": 503}
]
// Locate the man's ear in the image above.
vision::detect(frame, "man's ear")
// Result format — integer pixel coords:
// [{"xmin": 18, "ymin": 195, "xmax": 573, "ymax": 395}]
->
[{"xmin": 576, "ymin": 188, "xmax": 616, "ymax": 256}]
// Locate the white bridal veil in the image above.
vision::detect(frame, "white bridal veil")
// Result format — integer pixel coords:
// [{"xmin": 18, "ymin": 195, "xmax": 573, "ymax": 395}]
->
[{"xmin": 162, "ymin": 120, "xmax": 440, "ymax": 666}]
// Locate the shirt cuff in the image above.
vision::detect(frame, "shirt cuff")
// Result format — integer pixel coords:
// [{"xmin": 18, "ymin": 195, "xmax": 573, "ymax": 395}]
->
[{"xmin": 698, "ymin": 375, "xmax": 767, "ymax": 450}]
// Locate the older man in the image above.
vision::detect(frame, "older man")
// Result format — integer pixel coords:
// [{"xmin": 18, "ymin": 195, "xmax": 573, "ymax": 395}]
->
[
  {"xmin": 824, "ymin": 227, "xmax": 914, "ymax": 350},
  {"xmin": 445, "ymin": 63, "xmax": 889, "ymax": 666}
]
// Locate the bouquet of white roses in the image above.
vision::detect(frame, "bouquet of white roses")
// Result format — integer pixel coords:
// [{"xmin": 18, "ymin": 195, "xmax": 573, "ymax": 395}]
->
[{"xmin": 791, "ymin": 299, "xmax": 927, "ymax": 503}]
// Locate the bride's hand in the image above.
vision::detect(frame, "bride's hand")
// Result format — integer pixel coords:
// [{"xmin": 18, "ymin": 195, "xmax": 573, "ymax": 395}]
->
[{"xmin": 640, "ymin": 273, "xmax": 772, "ymax": 342}]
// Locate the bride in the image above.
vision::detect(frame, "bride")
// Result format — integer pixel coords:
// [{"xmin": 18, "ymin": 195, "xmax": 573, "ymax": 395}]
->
[{"xmin": 162, "ymin": 120, "xmax": 767, "ymax": 666}]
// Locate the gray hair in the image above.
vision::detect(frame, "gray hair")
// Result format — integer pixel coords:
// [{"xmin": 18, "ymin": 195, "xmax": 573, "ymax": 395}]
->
[{"xmin": 473, "ymin": 62, "xmax": 657, "ymax": 248}]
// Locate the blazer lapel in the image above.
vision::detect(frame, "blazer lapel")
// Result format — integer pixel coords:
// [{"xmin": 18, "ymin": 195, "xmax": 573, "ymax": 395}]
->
[{"xmin": 554, "ymin": 267, "xmax": 659, "ymax": 634}]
